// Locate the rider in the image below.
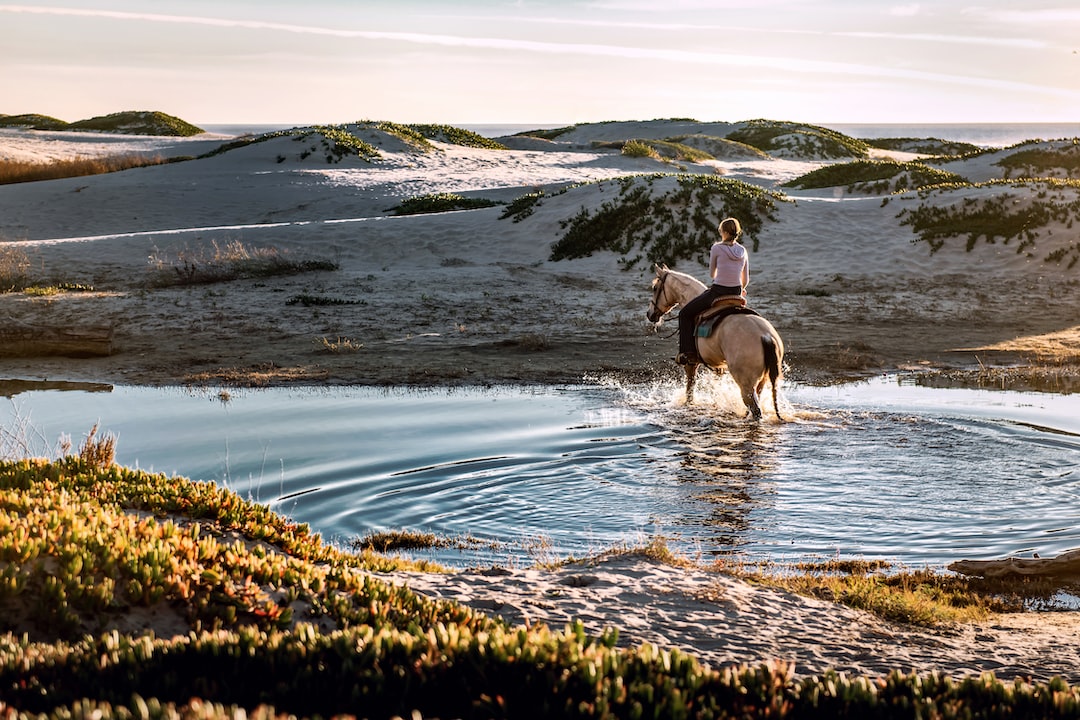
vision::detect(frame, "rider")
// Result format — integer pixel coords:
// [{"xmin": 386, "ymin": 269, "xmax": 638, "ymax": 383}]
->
[{"xmin": 676, "ymin": 217, "xmax": 749, "ymax": 365}]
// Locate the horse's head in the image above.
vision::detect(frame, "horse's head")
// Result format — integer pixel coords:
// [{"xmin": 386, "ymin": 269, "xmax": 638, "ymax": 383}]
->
[{"xmin": 647, "ymin": 263, "xmax": 677, "ymax": 323}]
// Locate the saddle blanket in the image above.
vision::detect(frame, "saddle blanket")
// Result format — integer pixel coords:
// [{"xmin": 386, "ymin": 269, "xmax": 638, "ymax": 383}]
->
[{"xmin": 695, "ymin": 300, "xmax": 760, "ymax": 338}]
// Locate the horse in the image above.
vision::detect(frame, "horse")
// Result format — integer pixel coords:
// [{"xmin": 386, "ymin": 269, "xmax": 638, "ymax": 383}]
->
[{"xmin": 646, "ymin": 264, "xmax": 784, "ymax": 420}]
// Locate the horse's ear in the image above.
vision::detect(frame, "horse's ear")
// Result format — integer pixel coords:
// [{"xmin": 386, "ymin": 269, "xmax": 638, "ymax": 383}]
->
[{"xmin": 654, "ymin": 263, "xmax": 666, "ymax": 275}]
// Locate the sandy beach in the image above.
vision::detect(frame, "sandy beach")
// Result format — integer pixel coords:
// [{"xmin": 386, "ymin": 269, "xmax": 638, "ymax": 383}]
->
[{"xmin": 3, "ymin": 119, "xmax": 1080, "ymax": 683}]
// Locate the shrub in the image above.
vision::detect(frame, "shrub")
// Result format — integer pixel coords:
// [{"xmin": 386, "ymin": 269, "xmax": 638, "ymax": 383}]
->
[
  {"xmin": 387, "ymin": 192, "xmax": 499, "ymax": 215},
  {"xmin": 546, "ymin": 173, "xmax": 787, "ymax": 269},
  {"xmin": 407, "ymin": 123, "xmax": 508, "ymax": 149},
  {"xmin": 726, "ymin": 119, "xmax": 870, "ymax": 159},
  {"xmin": 784, "ymin": 160, "xmax": 968, "ymax": 193},
  {"xmin": 620, "ymin": 139, "xmax": 659, "ymax": 159},
  {"xmin": 866, "ymin": 137, "xmax": 983, "ymax": 156},
  {"xmin": 896, "ymin": 178, "xmax": 1080, "ymax": 261},
  {"xmin": 997, "ymin": 142, "xmax": 1080, "ymax": 179},
  {"xmin": 67, "ymin": 110, "xmax": 204, "ymax": 136}
]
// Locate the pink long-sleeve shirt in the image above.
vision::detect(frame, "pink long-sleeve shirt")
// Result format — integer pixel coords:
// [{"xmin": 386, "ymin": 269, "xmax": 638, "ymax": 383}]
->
[{"xmin": 709, "ymin": 241, "xmax": 749, "ymax": 289}]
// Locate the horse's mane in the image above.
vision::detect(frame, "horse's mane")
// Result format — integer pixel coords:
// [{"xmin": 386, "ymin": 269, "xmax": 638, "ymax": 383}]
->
[{"xmin": 658, "ymin": 266, "xmax": 706, "ymax": 291}]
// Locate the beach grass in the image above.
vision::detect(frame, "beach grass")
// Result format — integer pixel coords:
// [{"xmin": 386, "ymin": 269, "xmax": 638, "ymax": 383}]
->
[
  {"xmin": 0, "ymin": 244, "xmax": 31, "ymax": 290},
  {"xmin": 146, "ymin": 240, "xmax": 339, "ymax": 287},
  {"xmin": 0, "ymin": 244, "xmax": 94, "ymax": 294},
  {"xmin": 0, "ymin": 154, "xmax": 177, "ymax": 185}
]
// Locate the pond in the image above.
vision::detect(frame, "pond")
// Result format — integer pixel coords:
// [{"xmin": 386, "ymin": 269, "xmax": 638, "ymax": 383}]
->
[{"xmin": 3, "ymin": 374, "xmax": 1078, "ymax": 569}]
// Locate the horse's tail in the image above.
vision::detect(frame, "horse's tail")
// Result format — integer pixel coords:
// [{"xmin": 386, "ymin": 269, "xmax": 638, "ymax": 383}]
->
[{"xmin": 761, "ymin": 334, "xmax": 782, "ymax": 421}]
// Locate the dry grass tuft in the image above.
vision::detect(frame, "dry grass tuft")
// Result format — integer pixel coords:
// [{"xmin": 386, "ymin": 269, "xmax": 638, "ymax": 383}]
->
[
  {"xmin": 0, "ymin": 154, "xmax": 174, "ymax": 185},
  {"xmin": 315, "ymin": 336, "xmax": 363, "ymax": 354},
  {"xmin": 0, "ymin": 245, "xmax": 32, "ymax": 291},
  {"xmin": 147, "ymin": 240, "xmax": 337, "ymax": 286},
  {"xmin": 76, "ymin": 423, "xmax": 117, "ymax": 469}
]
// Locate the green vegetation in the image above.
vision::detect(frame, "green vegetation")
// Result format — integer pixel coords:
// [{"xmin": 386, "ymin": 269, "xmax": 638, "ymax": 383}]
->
[
  {"xmin": 783, "ymin": 159, "xmax": 968, "ymax": 194},
  {"xmin": 364, "ymin": 121, "xmax": 435, "ymax": 152},
  {"xmin": 514, "ymin": 124, "xmax": 579, "ymax": 140},
  {"xmin": 146, "ymin": 241, "xmax": 338, "ymax": 287},
  {"xmin": 997, "ymin": 142, "xmax": 1080, "ymax": 179},
  {"xmin": 500, "ymin": 189, "xmax": 550, "ymax": 222},
  {"xmin": 68, "ymin": 111, "xmax": 204, "ymax": 136},
  {"xmin": 407, "ymin": 123, "xmax": 508, "ymax": 149},
  {"xmin": 0, "ymin": 113, "xmax": 68, "ymax": 130},
  {"xmin": 601, "ymin": 138, "xmax": 714, "ymax": 163},
  {"xmin": 0, "ymin": 111, "xmax": 203, "ymax": 136},
  {"xmin": 726, "ymin": 119, "xmax": 870, "ymax": 159},
  {"xmin": 897, "ymin": 178, "xmax": 1080, "ymax": 266},
  {"xmin": 544, "ymin": 174, "xmax": 786, "ymax": 269},
  {"xmin": 2, "ymin": 456, "xmax": 1080, "ymax": 718},
  {"xmin": 866, "ymin": 137, "xmax": 982, "ymax": 156},
  {"xmin": 667, "ymin": 134, "xmax": 772, "ymax": 160},
  {"xmin": 387, "ymin": 192, "xmax": 499, "ymax": 216},
  {"xmin": 618, "ymin": 139, "xmax": 659, "ymax": 159},
  {"xmin": 308, "ymin": 125, "xmax": 381, "ymax": 162}
]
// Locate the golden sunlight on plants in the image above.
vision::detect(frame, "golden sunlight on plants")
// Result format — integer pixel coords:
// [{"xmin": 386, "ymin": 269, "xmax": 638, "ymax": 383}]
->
[{"xmin": 0, "ymin": 154, "xmax": 175, "ymax": 185}]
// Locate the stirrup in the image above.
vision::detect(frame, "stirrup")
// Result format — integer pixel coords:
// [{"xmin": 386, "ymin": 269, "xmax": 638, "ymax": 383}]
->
[{"xmin": 675, "ymin": 352, "xmax": 699, "ymax": 366}]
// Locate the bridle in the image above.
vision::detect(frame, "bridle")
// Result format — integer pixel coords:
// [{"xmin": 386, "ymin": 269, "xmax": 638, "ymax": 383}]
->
[{"xmin": 648, "ymin": 270, "xmax": 677, "ymax": 323}]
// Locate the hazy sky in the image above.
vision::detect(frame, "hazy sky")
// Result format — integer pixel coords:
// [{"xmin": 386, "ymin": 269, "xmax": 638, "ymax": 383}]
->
[{"xmin": 1, "ymin": 1, "xmax": 1077, "ymax": 126}]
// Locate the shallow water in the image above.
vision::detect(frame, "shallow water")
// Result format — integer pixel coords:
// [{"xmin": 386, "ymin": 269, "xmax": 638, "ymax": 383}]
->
[{"xmin": 3, "ymin": 375, "xmax": 1078, "ymax": 569}]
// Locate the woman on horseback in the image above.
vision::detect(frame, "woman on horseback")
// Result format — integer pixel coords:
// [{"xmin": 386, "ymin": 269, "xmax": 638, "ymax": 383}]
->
[{"xmin": 676, "ymin": 217, "xmax": 749, "ymax": 365}]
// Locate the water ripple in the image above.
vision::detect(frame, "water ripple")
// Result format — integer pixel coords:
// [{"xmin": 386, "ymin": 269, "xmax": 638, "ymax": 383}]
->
[{"xmin": 4, "ymin": 376, "xmax": 1080, "ymax": 569}]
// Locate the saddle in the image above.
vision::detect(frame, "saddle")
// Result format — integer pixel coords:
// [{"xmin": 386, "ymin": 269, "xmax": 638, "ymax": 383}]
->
[{"xmin": 695, "ymin": 296, "xmax": 759, "ymax": 338}]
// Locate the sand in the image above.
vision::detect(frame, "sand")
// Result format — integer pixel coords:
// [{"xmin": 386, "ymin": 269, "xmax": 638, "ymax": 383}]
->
[
  {"xmin": 376, "ymin": 552, "xmax": 1080, "ymax": 683},
  {"xmin": 2, "ymin": 120, "xmax": 1080, "ymax": 682},
  {"xmin": 1, "ymin": 122, "xmax": 1078, "ymax": 389}
]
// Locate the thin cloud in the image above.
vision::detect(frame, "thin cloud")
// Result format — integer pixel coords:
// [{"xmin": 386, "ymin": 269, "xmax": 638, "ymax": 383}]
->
[
  {"xmin": 889, "ymin": 4, "xmax": 922, "ymax": 17},
  {"xmin": 977, "ymin": 8, "xmax": 1080, "ymax": 24},
  {"xmin": 836, "ymin": 31, "xmax": 1045, "ymax": 50},
  {"xmin": 1, "ymin": 4, "xmax": 1072, "ymax": 100}
]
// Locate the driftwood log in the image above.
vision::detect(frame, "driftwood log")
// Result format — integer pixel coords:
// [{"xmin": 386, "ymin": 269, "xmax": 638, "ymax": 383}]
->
[
  {"xmin": 0, "ymin": 318, "xmax": 113, "ymax": 358},
  {"xmin": 949, "ymin": 549, "xmax": 1080, "ymax": 578}
]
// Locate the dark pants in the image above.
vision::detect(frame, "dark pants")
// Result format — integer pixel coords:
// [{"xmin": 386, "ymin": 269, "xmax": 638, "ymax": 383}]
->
[{"xmin": 678, "ymin": 285, "xmax": 741, "ymax": 355}]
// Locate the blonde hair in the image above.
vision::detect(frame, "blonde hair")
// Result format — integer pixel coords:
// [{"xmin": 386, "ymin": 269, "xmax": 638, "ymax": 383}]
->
[{"xmin": 718, "ymin": 217, "xmax": 742, "ymax": 242}]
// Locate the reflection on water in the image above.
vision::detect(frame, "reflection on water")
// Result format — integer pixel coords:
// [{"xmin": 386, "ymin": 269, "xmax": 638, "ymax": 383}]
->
[{"xmin": 2, "ymin": 374, "xmax": 1079, "ymax": 569}]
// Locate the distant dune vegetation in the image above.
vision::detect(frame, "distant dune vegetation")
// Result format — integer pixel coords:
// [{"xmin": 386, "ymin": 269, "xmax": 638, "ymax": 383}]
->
[{"xmin": 0, "ymin": 110, "xmax": 204, "ymax": 136}]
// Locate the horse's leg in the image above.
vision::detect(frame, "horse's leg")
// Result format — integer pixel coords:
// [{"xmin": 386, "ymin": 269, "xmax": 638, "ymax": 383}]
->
[
  {"xmin": 684, "ymin": 363, "xmax": 698, "ymax": 405},
  {"xmin": 741, "ymin": 382, "xmax": 763, "ymax": 420}
]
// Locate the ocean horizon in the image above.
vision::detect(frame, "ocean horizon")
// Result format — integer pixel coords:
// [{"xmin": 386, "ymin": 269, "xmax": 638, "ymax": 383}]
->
[{"xmin": 201, "ymin": 121, "xmax": 1080, "ymax": 148}]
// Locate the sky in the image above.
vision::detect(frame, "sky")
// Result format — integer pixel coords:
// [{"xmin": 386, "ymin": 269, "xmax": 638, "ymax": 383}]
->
[{"xmin": 1, "ymin": 0, "xmax": 1078, "ymax": 126}]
